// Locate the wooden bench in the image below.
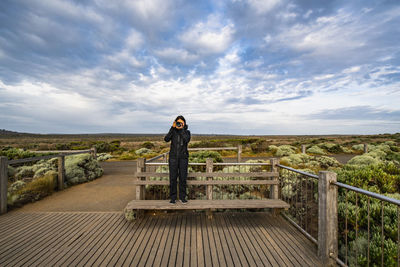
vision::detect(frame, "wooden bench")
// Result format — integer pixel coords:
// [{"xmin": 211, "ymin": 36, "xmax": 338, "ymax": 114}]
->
[
  {"xmin": 124, "ymin": 157, "xmax": 289, "ymax": 220},
  {"xmin": 126, "ymin": 199, "xmax": 290, "ymax": 210}
]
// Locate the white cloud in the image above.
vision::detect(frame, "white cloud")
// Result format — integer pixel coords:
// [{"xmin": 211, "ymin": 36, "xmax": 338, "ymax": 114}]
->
[
  {"xmin": 154, "ymin": 48, "xmax": 199, "ymax": 64},
  {"xmin": 179, "ymin": 14, "xmax": 235, "ymax": 55},
  {"xmin": 246, "ymin": 0, "xmax": 282, "ymax": 14}
]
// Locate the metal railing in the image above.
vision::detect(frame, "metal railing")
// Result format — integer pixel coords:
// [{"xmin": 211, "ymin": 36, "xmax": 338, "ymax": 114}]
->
[
  {"xmin": 277, "ymin": 163, "xmax": 400, "ymax": 267},
  {"xmin": 333, "ymin": 181, "xmax": 400, "ymax": 267}
]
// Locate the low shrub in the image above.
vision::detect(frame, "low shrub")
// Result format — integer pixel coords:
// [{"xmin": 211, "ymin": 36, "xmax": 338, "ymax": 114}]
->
[
  {"xmin": 275, "ymin": 145, "xmax": 297, "ymax": 157},
  {"xmin": 306, "ymin": 145, "xmax": 326, "ymax": 155}
]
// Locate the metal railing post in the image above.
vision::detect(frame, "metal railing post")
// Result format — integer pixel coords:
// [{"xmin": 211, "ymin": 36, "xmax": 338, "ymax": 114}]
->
[
  {"xmin": 0, "ymin": 156, "xmax": 8, "ymax": 214},
  {"xmin": 318, "ymin": 171, "xmax": 338, "ymax": 266}
]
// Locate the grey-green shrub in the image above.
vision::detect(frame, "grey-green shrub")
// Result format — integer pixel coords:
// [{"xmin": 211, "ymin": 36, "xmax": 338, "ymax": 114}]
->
[
  {"xmin": 65, "ymin": 154, "xmax": 103, "ymax": 185},
  {"xmin": 306, "ymin": 145, "xmax": 326, "ymax": 155}
]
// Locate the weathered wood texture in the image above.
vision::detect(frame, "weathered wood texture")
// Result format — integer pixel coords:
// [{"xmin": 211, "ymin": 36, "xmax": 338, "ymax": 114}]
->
[
  {"xmin": 136, "ymin": 158, "xmax": 146, "ymax": 200},
  {"xmin": 0, "ymin": 211, "xmax": 322, "ymax": 267},
  {"xmin": 125, "ymin": 199, "xmax": 290, "ymax": 210},
  {"xmin": 134, "ymin": 172, "xmax": 279, "ymax": 178},
  {"xmin": 318, "ymin": 171, "xmax": 338, "ymax": 266},
  {"xmin": 0, "ymin": 157, "xmax": 7, "ymax": 214},
  {"xmin": 57, "ymin": 156, "xmax": 65, "ymax": 191},
  {"xmin": 132, "ymin": 180, "xmax": 279, "ymax": 185}
]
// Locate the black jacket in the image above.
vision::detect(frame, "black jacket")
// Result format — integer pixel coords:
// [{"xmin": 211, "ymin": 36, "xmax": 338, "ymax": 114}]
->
[{"xmin": 164, "ymin": 126, "xmax": 191, "ymax": 159}]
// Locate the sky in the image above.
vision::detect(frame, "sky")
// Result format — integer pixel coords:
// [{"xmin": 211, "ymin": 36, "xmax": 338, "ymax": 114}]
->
[{"xmin": 0, "ymin": 0, "xmax": 399, "ymax": 135}]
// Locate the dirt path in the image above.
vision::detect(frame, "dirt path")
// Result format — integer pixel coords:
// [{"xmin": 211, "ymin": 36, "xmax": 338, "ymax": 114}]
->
[{"xmin": 13, "ymin": 161, "xmax": 137, "ymax": 212}]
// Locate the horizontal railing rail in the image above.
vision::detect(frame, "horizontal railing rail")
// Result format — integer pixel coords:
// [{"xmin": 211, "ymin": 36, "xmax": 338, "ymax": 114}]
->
[
  {"xmin": 0, "ymin": 147, "xmax": 97, "ymax": 214},
  {"xmin": 147, "ymin": 145, "xmax": 243, "ymax": 163},
  {"xmin": 8, "ymin": 149, "xmax": 94, "ymax": 165},
  {"xmin": 278, "ymin": 163, "xmax": 400, "ymax": 266}
]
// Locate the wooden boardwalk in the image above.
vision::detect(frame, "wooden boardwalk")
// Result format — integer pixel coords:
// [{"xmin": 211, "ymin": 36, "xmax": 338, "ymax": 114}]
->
[{"xmin": 0, "ymin": 211, "xmax": 322, "ymax": 266}]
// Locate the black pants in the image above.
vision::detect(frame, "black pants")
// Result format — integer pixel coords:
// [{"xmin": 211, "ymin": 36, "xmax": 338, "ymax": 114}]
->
[{"xmin": 169, "ymin": 157, "xmax": 188, "ymax": 201}]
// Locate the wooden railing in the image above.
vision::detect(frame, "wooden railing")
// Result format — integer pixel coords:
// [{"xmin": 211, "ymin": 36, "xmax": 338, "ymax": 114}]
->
[
  {"xmin": 146, "ymin": 145, "xmax": 243, "ymax": 163},
  {"xmin": 0, "ymin": 147, "xmax": 97, "ymax": 214},
  {"xmin": 136, "ymin": 158, "xmax": 279, "ymax": 201}
]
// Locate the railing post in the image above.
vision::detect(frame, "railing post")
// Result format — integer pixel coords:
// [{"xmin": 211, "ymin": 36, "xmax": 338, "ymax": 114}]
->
[
  {"xmin": 270, "ymin": 158, "xmax": 279, "ymax": 199},
  {"xmin": 164, "ymin": 153, "xmax": 168, "ymax": 163},
  {"xmin": 237, "ymin": 145, "xmax": 242, "ymax": 163},
  {"xmin": 91, "ymin": 147, "xmax": 97, "ymax": 159},
  {"xmin": 136, "ymin": 158, "xmax": 146, "ymax": 200},
  {"xmin": 0, "ymin": 156, "xmax": 8, "ymax": 214},
  {"xmin": 58, "ymin": 156, "xmax": 65, "ymax": 190},
  {"xmin": 301, "ymin": 145, "xmax": 306, "ymax": 154},
  {"xmin": 363, "ymin": 143, "xmax": 368, "ymax": 154},
  {"xmin": 206, "ymin": 158, "xmax": 213, "ymax": 200},
  {"xmin": 318, "ymin": 171, "xmax": 338, "ymax": 266}
]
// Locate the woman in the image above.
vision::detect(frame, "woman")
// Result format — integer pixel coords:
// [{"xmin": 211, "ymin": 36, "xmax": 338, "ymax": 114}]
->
[{"xmin": 164, "ymin": 115, "xmax": 191, "ymax": 204}]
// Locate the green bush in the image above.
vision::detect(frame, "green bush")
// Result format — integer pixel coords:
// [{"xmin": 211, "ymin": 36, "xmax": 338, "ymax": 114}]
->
[
  {"xmin": 141, "ymin": 141, "xmax": 155, "ymax": 149},
  {"xmin": 0, "ymin": 147, "xmax": 37, "ymax": 160},
  {"xmin": 65, "ymin": 154, "xmax": 103, "ymax": 185},
  {"xmin": 275, "ymin": 145, "xmax": 297, "ymax": 157},
  {"xmin": 135, "ymin": 148, "xmax": 153, "ymax": 155},
  {"xmin": 306, "ymin": 145, "xmax": 326, "ymax": 155},
  {"xmin": 250, "ymin": 139, "xmax": 269, "ymax": 153},
  {"xmin": 189, "ymin": 150, "xmax": 223, "ymax": 163}
]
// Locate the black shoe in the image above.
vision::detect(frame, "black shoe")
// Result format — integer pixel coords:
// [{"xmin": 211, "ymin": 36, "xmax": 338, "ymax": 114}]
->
[
  {"xmin": 180, "ymin": 199, "xmax": 188, "ymax": 205},
  {"xmin": 169, "ymin": 200, "xmax": 176, "ymax": 204}
]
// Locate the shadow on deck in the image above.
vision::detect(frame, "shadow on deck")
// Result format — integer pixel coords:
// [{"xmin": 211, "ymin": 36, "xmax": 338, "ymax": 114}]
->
[{"xmin": 0, "ymin": 211, "xmax": 322, "ymax": 266}]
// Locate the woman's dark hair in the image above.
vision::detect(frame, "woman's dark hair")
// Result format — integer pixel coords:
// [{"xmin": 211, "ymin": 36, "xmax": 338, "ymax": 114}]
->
[
  {"xmin": 175, "ymin": 115, "xmax": 186, "ymax": 124},
  {"xmin": 175, "ymin": 115, "xmax": 188, "ymax": 129}
]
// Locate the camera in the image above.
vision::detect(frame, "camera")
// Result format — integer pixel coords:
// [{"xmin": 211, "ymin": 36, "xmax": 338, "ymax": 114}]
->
[{"xmin": 176, "ymin": 121, "xmax": 182, "ymax": 127}]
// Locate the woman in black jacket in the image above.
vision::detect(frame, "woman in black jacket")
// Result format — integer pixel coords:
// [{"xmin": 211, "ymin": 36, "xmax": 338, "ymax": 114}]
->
[{"xmin": 164, "ymin": 115, "xmax": 191, "ymax": 204}]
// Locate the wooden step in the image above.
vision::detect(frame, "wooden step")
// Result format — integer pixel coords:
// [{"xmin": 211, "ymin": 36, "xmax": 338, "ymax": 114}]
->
[
  {"xmin": 133, "ymin": 180, "xmax": 279, "ymax": 185},
  {"xmin": 125, "ymin": 199, "xmax": 290, "ymax": 210}
]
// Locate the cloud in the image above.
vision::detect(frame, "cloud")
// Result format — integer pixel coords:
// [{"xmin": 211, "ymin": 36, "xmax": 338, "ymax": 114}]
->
[
  {"xmin": 179, "ymin": 14, "xmax": 235, "ymax": 55},
  {"xmin": 308, "ymin": 106, "xmax": 400, "ymax": 121},
  {"xmin": 0, "ymin": 0, "xmax": 400, "ymax": 134}
]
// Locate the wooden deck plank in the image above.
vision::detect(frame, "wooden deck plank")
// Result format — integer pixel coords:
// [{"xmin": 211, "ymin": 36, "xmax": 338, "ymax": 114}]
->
[
  {"xmin": 190, "ymin": 212, "xmax": 197, "ymax": 267},
  {"xmin": 236, "ymin": 213, "xmax": 279, "ymax": 267},
  {"xmin": 120, "ymin": 214, "xmax": 159, "ymax": 266},
  {"xmin": 144, "ymin": 213, "xmax": 172, "ymax": 267},
  {"xmin": 205, "ymin": 212, "xmax": 220, "ymax": 267},
  {"xmin": 76, "ymin": 213, "xmax": 126, "ymax": 267},
  {"xmin": 0, "ymin": 212, "xmax": 42, "ymax": 236},
  {"xmin": 159, "ymin": 212, "xmax": 179, "ymax": 266},
  {"xmin": 243, "ymin": 214, "xmax": 289, "ymax": 266},
  {"xmin": 252, "ymin": 214, "xmax": 303, "ymax": 266},
  {"xmin": 221, "ymin": 213, "xmax": 251, "ymax": 267},
  {"xmin": 196, "ymin": 213, "xmax": 205, "ymax": 267},
  {"xmin": 210, "ymin": 211, "xmax": 228, "ymax": 267},
  {"xmin": 0, "ymin": 211, "xmax": 323, "ymax": 267},
  {"xmin": 104, "ymin": 215, "xmax": 149, "ymax": 267},
  {"xmin": 0, "ymin": 212, "xmax": 70, "ymax": 265},
  {"xmin": 183, "ymin": 213, "xmax": 192, "ymax": 267},
  {"xmin": 231, "ymin": 214, "xmax": 267, "ymax": 267},
  {"xmin": 1, "ymin": 212, "xmax": 75, "ymax": 266},
  {"xmin": 131, "ymin": 215, "xmax": 164, "ymax": 266},
  {"xmin": 44, "ymin": 213, "xmax": 112, "ymax": 266},
  {"xmin": 31, "ymin": 212, "xmax": 95, "ymax": 266},
  {"xmin": 0, "ymin": 212, "xmax": 53, "ymax": 246},
  {"xmin": 57, "ymin": 213, "xmax": 119, "ymax": 266},
  {"xmin": 168, "ymin": 211, "xmax": 183, "ymax": 266},
  {"xmin": 216, "ymin": 213, "xmax": 244, "ymax": 267},
  {"xmin": 152, "ymin": 213, "xmax": 176, "ymax": 267},
  {"xmin": 126, "ymin": 199, "xmax": 290, "ymax": 210},
  {"xmin": 84, "ymin": 214, "xmax": 129, "ymax": 266},
  {"xmin": 201, "ymin": 212, "xmax": 213, "ymax": 267},
  {"xmin": 275, "ymin": 216, "xmax": 321, "ymax": 266},
  {"xmin": 176, "ymin": 212, "xmax": 188, "ymax": 267},
  {"xmin": 17, "ymin": 213, "xmax": 91, "ymax": 266}
]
